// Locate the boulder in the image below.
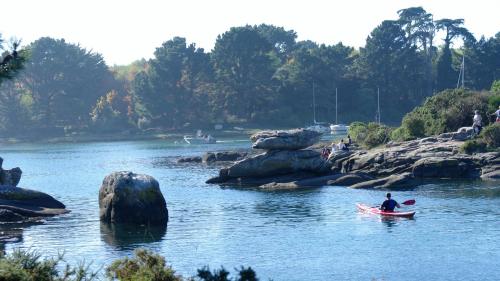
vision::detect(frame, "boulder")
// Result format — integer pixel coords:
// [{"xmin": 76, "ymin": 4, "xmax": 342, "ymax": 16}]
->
[
  {"xmin": 481, "ymin": 169, "xmax": 500, "ymax": 180},
  {"xmin": 226, "ymin": 149, "xmax": 327, "ymax": 178},
  {"xmin": 251, "ymin": 129, "xmax": 321, "ymax": 150},
  {"xmin": 0, "ymin": 157, "xmax": 22, "ymax": 187},
  {"xmin": 99, "ymin": 171, "xmax": 168, "ymax": 225},
  {"xmin": 349, "ymin": 172, "xmax": 415, "ymax": 189}
]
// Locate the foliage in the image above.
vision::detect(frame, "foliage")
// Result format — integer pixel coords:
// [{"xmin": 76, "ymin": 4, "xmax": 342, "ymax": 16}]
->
[
  {"xmin": 348, "ymin": 122, "xmax": 392, "ymax": 148},
  {"xmin": 395, "ymin": 89, "xmax": 491, "ymax": 137},
  {"xmin": 480, "ymin": 123, "xmax": 500, "ymax": 148},
  {"xmin": 106, "ymin": 248, "xmax": 181, "ymax": 281},
  {"xmin": 0, "ymin": 248, "xmax": 97, "ymax": 281},
  {"xmin": 460, "ymin": 139, "xmax": 487, "ymax": 154},
  {"xmin": 1, "ymin": 8, "xmax": 500, "ymax": 137},
  {"xmin": 197, "ymin": 266, "xmax": 259, "ymax": 281},
  {"xmin": 89, "ymin": 90, "xmax": 132, "ymax": 131}
]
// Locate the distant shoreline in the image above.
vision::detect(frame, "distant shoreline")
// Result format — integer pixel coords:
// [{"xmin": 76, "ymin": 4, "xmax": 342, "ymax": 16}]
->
[{"xmin": 0, "ymin": 128, "xmax": 265, "ymax": 145}]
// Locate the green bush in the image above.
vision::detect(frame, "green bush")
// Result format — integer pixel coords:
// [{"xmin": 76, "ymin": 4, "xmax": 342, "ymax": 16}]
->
[
  {"xmin": 460, "ymin": 139, "xmax": 487, "ymax": 154},
  {"xmin": 106, "ymin": 249, "xmax": 181, "ymax": 281},
  {"xmin": 197, "ymin": 266, "xmax": 258, "ymax": 281},
  {"xmin": 348, "ymin": 122, "xmax": 392, "ymax": 148},
  {"xmin": 480, "ymin": 123, "xmax": 500, "ymax": 148},
  {"xmin": 0, "ymin": 249, "xmax": 97, "ymax": 281},
  {"xmin": 394, "ymin": 89, "xmax": 493, "ymax": 137}
]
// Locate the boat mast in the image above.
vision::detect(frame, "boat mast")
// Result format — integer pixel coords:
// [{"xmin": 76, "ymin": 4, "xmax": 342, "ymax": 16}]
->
[
  {"xmin": 335, "ymin": 88, "xmax": 338, "ymax": 124},
  {"xmin": 313, "ymin": 81, "xmax": 317, "ymax": 124},
  {"xmin": 456, "ymin": 55, "xmax": 465, "ymax": 89},
  {"xmin": 377, "ymin": 87, "xmax": 381, "ymax": 124}
]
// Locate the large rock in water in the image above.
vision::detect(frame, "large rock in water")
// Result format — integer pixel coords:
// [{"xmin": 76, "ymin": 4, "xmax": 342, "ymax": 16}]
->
[
  {"xmin": 221, "ymin": 149, "xmax": 327, "ymax": 179},
  {"xmin": 251, "ymin": 129, "xmax": 321, "ymax": 150},
  {"xmin": 0, "ymin": 185, "xmax": 68, "ymax": 219},
  {"xmin": 99, "ymin": 171, "xmax": 168, "ymax": 225}
]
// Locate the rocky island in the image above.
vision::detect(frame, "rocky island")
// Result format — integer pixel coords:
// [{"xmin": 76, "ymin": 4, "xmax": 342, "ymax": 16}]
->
[{"xmin": 206, "ymin": 128, "xmax": 500, "ymax": 190}]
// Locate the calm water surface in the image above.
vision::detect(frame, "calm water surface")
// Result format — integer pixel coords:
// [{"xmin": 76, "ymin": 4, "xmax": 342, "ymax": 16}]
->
[{"xmin": 1, "ymin": 138, "xmax": 499, "ymax": 280}]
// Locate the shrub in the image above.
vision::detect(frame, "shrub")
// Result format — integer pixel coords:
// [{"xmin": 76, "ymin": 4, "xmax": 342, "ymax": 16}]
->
[
  {"xmin": 394, "ymin": 89, "xmax": 492, "ymax": 137},
  {"xmin": 197, "ymin": 266, "xmax": 258, "ymax": 281},
  {"xmin": 480, "ymin": 123, "xmax": 500, "ymax": 148},
  {"xmin": 106, "ymin": 249, "xmax": 181, "ymax": 281},
  {"xmin": 348, "ymin": 122, "xmax": 392, "ymax": 148},
  {"xmin": 0, "ymin": 249, "xmax": 97, "ymax": 281},
  {"xmin": 460, "ymin": 139, "xmax": 487, "ymax": 154}
]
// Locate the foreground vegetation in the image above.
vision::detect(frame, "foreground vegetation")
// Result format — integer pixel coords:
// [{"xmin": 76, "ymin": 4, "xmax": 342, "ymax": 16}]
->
[
  {"xmin": 0, "ymin": 7, "xmax": 499, "ymax": 138},
  {"xmin": 0, "ymin": 248, "xmax": 261, "ymax": 281}
]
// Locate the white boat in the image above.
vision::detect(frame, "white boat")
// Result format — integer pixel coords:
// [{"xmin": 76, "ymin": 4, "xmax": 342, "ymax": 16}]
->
[
  {"xmin": 330, "ymin": 124, "xmax": 349, "ymax": 132},
  {"xmin": 307, "ymin": 122, "xmax": 331, "ymax": 134},
  {"xmin": 329, "ymin": 88, "xmax": 349, "ymax": 133},
  {"xmin": 183, "ymin": 135, "xmax": 216, "ymax": 144},
  {"xmin": 306, "ymin": 82, "xmax": 332, "ymax": 134},
  {"xmin": 183, "ymin": 130, "xmax": 216, "ymax": 144}
]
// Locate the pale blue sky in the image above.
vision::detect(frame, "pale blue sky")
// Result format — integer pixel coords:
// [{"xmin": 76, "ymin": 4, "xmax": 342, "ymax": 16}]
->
[{"xmin": 2, "ymin": 0, "xmax": 498, "ymax": 65}]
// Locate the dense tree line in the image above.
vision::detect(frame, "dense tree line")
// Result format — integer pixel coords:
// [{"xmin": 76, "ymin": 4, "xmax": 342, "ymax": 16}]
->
[{"xmin": 1, "ymin": 7, "xmax": 499, "ymax": 136}]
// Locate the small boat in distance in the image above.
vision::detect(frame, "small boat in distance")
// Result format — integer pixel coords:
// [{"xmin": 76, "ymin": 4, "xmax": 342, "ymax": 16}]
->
[{"xmin": 183, "ymin": 130, "xmax": 216, "ymax": 144}]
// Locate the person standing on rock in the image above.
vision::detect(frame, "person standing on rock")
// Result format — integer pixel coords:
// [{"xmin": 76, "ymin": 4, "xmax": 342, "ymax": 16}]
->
[
  {"xmin": 472, "ymin": 110, "xmax": 483, "ymax": 136},
  {"xmin": 492, "ymin": 105, "xmax": 500, "ymax": 123},
  {"xmin": 380, "ymin": 193, "xmax": 400, "ymax": 212}
]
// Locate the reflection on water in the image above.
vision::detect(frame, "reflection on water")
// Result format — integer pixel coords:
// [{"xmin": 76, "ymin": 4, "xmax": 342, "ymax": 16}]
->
[{"xmin": 100, "ymin": 222, "xmax": 167, "ymax": 250}]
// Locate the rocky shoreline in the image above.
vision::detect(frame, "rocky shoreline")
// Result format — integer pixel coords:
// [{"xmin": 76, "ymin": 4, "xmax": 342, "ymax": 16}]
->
[{"xmin": 205, "ymin": 128, "xmax": 500, "ymax": 190}]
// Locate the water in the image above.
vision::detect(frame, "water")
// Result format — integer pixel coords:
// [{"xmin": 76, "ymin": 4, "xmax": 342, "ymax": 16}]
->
[{"xmin": 1, "ymin": 139, "xmax": 499, "ymax": 280}]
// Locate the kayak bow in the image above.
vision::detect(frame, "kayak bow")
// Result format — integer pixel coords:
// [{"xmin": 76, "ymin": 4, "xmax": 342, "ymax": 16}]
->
[{"xmin": 356, "ymin": 203, "xmax": 415, "ymax": 218}]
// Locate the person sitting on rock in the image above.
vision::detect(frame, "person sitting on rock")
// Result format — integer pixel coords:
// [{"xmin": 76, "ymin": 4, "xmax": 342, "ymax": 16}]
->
[
  {"xmin": 346, "ymin": 135, "xmax": 352, "ymax": 147},
  {"xmin": 338, "ymin": 139, "xmax": 349, "ymax": 151},
  {"xmin": 380, "ymin": 192, "xmax": 400, "ymax": 212},
  {"xmin": 321, "ymin": 147, "xmax": 331, "ymax": 159},
  {"xmin": 472, "ymin": 110, "xmax": 483, "ymax": 136}
]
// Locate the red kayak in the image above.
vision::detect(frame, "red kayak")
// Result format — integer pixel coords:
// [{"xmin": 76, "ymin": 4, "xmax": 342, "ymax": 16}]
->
[{"xmin": 356, "ymin": 203, "xmax": 416, "ymax": 218}]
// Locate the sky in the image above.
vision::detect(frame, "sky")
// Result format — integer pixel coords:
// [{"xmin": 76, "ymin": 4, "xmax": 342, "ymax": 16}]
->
[{"xmin": 1, "ymin": 0, "xmax": 499, "ymax": 65}]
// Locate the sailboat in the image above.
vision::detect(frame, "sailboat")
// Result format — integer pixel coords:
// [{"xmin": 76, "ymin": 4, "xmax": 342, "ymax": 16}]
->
[
  {"xmin": 306, "ymin": 82, "xmax": 330, "ymax": 134},
  {"xmin": 329, "ymin": 88, "xmax": 349, "ymax": 133}
]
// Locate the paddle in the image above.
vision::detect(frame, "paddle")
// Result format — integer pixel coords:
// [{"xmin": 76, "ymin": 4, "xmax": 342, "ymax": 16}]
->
[{"xmin": 401, "ymin": 199, "xmax": 415, "ymax": 206}]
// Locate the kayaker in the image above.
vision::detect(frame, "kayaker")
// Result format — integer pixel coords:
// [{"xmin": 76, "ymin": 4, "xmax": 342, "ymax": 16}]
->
[{"xmin": 380, "ymin": 193, "xmax": 400, "ymax": 212}]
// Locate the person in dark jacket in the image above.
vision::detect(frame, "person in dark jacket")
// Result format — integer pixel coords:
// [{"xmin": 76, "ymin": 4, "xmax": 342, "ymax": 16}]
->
[{"xmin": 380, "ymin": 193, "xmax": 400, "ymax": 212}]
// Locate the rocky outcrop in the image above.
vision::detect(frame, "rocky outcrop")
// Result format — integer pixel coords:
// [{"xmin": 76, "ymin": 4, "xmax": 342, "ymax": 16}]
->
[
  {"xmin": 349, "ymin": 172, "xmax": 416, "ymax": 189},
  {"xmin": 99, "ymin": 171, "xmax": 168, "ymax": 225},
  {"xmin": 0, "ymin": 185, "xmax": 68, "ymax": 222},
  {"xmin": 218, "ymin": 149, "xmax": 328, "ymax": 180},
  {"xmin": 207, "ymin": 128, "xmax": 500, "ymax": 190},
  {"xmin": 251, "ymin": 129, "xmax": 321, "ymax": 150},
  {"xmin": 0, "ymin": 157, "xmax": 22, "ymax": 187}
]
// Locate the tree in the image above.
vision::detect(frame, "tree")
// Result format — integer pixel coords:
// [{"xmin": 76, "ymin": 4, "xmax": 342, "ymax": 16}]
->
[
  {"xmin": 435, "ymin": 18, "xmax": 475, "ymax": 91},
  {"xmin": 211, "ymin": 26, "xmax": 278, "ymax": 123},
  {"xmin": 17, "ymin": 37, "xmax": 113, "ymax": 130},
  {"xmin": 140, "ymin": 37, "xmax": 213, "ymax": 128},
  {"xmin": 397, "ymin": 7, "xmax": 435, "ymax": 96},
  {"xmin": 0, "ymin": 35, "xmax": 24, "ymax": 82}
]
